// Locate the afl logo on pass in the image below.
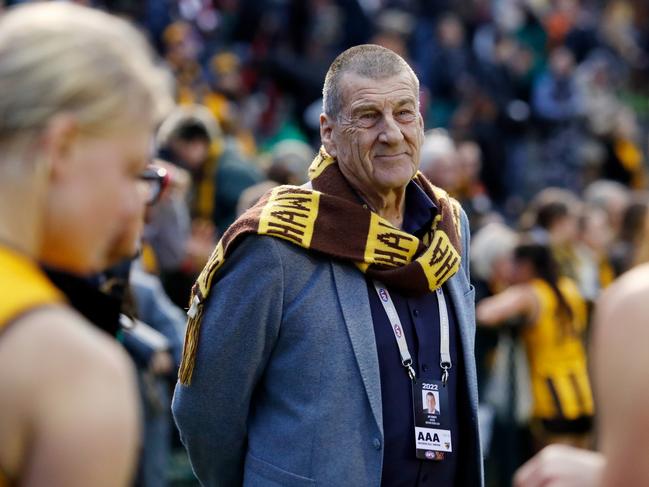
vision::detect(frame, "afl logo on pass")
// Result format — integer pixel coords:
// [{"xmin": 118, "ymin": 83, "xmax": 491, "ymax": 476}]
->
[
  {"xmin": 393, "ymin": 323, "xmax": 402, "ymax": 338},
  {"xmin": 378, "ymin": 288, "xmax": 389, "ymax": 302}
]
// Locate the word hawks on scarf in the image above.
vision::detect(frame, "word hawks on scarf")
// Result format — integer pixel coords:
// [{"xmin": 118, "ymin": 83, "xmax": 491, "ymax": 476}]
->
[{"xmin": 178, "ymin": 147, "xmax": 464, "ymax": 384}]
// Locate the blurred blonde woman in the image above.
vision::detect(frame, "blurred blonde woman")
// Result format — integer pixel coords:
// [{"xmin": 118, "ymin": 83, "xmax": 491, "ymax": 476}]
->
[{"xmin": 0, "ymin": 3, "xmax": 171, "ymax": 486}]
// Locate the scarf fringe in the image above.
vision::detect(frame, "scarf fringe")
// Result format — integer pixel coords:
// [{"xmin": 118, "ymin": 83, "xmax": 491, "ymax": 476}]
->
[
  {"xmin": 178, "ymin": 294, "xmax": 202, "ymax": 384},
  {"xmin": 178, "ymin": 317, "xmax": 199, "ymax": 384}
]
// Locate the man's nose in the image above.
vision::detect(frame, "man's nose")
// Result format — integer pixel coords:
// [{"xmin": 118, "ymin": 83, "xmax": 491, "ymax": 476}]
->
[{"xmin": 378, "ymin": 114, "xmax": 404, "ymax": 144}]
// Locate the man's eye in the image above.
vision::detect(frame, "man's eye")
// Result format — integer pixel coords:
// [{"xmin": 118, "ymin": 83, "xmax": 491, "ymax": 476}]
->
[
  {"xmin": 360, "ymin": 112, "xmax": 378, "ymax": 120},
  {"xmin": 356, "ymin": 112, "xmax": 379, "ymax": 127},
  {"xmin": 396, "ymin": 110, "xmax": 415, "ymax": 121}
]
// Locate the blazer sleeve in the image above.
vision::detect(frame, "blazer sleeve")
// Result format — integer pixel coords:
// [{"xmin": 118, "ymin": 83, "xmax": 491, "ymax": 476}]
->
[{"xmin": 172, "ymin": 235, "xmax": 284, "ymax": 486}]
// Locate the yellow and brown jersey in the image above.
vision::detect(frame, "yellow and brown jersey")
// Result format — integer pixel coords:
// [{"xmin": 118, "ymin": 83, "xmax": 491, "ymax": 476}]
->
[{"xmin": 523, "ymin": 277, "xmax": 594, "ymax": 420}]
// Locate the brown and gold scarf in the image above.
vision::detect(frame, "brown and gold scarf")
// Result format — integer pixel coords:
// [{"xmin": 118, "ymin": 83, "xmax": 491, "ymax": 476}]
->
[{"xmin": 179, "ymin": 147, "xmax": 463, "ymax": 384}]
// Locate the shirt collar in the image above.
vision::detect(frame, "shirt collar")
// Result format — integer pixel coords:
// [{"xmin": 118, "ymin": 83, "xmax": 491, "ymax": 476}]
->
[
  {"xmin": 349, "ymin": 179, "xmax": 438, "ymax": 236},
  {"xmin": 402, "ymin": 180, "xmax": 438, "ymax": 236}
]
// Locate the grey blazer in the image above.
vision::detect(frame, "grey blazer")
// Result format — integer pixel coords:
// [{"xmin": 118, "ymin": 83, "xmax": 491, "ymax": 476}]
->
[{"xmin": 172, "ymin": 210, "xmax": 483, "ymax": 486}]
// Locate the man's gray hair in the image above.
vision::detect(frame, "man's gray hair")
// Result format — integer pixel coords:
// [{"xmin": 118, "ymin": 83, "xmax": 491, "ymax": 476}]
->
[{"xmin": 322, "ymin": 44, "xmax": 419, "ymax": 118}]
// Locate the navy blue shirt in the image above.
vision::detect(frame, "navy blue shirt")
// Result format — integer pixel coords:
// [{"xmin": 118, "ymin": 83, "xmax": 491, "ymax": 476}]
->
[{"xmin": 368, "ymin": 182, "xmax": 462, "ymax": 487}]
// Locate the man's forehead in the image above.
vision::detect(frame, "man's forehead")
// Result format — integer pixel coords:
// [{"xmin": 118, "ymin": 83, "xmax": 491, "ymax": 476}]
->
[{"xmin": 340, "ymin": 71, "xmax": 418, "ymax": 105}]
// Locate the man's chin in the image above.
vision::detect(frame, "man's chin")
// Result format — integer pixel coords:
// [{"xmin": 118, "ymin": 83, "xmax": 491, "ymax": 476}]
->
[{"xmin": 373, "ymin": 174, "xmax": 415, "ymax": 192}]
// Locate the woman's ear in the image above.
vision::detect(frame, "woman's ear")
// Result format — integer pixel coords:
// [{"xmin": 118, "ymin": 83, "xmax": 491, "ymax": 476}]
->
[
  {"xmin": 319, "ymin": 113, "xmax": 337, "ymax": 158},
  {"xmin": 39, "ymin": 114, "xmax": 78, "ymax": 181}
]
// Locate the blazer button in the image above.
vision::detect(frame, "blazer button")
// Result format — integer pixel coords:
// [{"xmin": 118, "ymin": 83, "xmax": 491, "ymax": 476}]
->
[{"xmin": 373, "ymin": 438, "xmax": 382, "ymax": 450}]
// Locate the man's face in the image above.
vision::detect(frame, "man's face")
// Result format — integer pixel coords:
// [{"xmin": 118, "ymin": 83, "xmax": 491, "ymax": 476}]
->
[
  {"xmin": 427, "ymin": 393, "xmax": 436, "ymax": 410},
  {"xmin": 40, "ymin": 125, "xmax": 151, "ymax": 274},
  {"xmin": 171, "ymin": 138, "xmax": 209, "ymax": 171},
  {"xmin": 321, "ymin": 71, "xmax": 424, "ymax": 197}
]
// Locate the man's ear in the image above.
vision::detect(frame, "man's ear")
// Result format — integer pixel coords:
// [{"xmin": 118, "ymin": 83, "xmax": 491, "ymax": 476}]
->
[
  {"xmin": 320, "ymin": 113, "xmax": 337, "ymax": 158},
  {"xmin": 39, "ymin": 114, "xmax": 78, "ymax": 181}
]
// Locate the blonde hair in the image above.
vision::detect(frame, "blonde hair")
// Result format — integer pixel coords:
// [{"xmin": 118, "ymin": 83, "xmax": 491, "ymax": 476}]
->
[{"xmin": 0, "ymin": 3, "xmax": 172, "ymax": 153}]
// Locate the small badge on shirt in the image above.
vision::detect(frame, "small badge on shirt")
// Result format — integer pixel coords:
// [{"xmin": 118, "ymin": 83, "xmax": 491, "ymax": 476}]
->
[{"xmin": 412, "ymin": 379, "xmax": 452, "ymax": 460}]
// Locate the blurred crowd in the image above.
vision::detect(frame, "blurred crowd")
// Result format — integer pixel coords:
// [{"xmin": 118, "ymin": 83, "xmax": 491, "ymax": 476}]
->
[{"xmin": 4, "ymin": 0, "xmax": 649, "ymax": 486}]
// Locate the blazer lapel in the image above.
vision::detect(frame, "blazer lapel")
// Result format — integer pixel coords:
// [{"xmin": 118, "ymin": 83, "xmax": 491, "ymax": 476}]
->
[{"xmin": 331, "ymin": 262, "xmax": 383, "ymax": 436}]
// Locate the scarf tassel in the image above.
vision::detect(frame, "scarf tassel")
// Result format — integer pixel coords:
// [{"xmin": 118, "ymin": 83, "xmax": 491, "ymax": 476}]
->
[{"xmin": 178, "ymin": 295, "xmax": 202, "ymax": 385}]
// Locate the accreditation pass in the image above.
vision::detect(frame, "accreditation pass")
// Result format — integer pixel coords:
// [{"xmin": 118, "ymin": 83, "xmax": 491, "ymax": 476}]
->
[{"xmin": 412, "ymin": 379, "xmax": 452, "ymax": 460}]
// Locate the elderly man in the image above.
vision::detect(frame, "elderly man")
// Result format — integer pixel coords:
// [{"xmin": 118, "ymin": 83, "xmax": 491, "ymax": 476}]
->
[{"xmin": 173, "ymin": 44, "xmax": 482, "ymax": 486}]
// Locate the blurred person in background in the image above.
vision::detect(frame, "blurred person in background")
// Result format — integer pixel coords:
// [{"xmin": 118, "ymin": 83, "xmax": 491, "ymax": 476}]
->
[
  {"xmin": 161, "ymin": 21, "xmax": 206, "ymax": 107},
  {"xmin": 533, "ymin": 46, "xmax": 584, "ymax": 125},
  {"xmin": 477, "ymin": 241, "xmax": 594, "ymax": 452},
  {"xmin": 470, "ymin": 222, "xmax": 518, "ymax": 391},
  {"xmin": 0, "ymin": 3, "xmax": 170, "ymax": 486},
  {"xmin": 599, "ymin": 107, "xmax": 647, "ymax": 189},
  {"xmin": 520, "ymin": 187, "xmax": 583, "ymax": 281},
  {"xmin": 153, "ymin": 106, "xmax": 221, "ymax": 306},
  {"xmin": 471, "ymin": 224, "xmax": 529, "ymax": 486},
  {"xmin": 204, "ymin": 50, "xmax": 260, "ymax": 158},
  {"xmin": 582, "ymin": 179, "xmax": 631, "ymax": 240},
  {"xmin": 574, "ymin": 52, "xmax": 648, "ymax": 188},
  {"xmin": 157, "ymin": 103, "xmax": 262, "ymax": 234},
  {"xmin": 514, "ymin": 232, "xmax": 649, "ymax": 487},
  {"xmin": 236, "ymin": 138, "xmax": 314, "ymax": 216},
  {"xmin": 156, "ymin": 104, "xmax": 221, "ymax": 226},
  {"xmin": 454, "ymin": 139, "xmax": 494, "ymax": 232},
  {"xmin": 427, "ymin": 13, "xmax": 472, "ymax": 128},
  {"xmin": 608, "ymin": 191, "xmax": 649, "ymax": 277},
  {"xmin": 574, "ymin": 204, "xmax": 615, "ymax": 306},
  {"xmin": 532, "ymin": 46, "xmax": 586, "ymax": 191},
  {"xmin": 140, "ymin": 159, "xmax": 193, "ymax": 278},
  {"xmin": 419, "ymin": 128, "xmax": 461, "ymax": 194}
]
